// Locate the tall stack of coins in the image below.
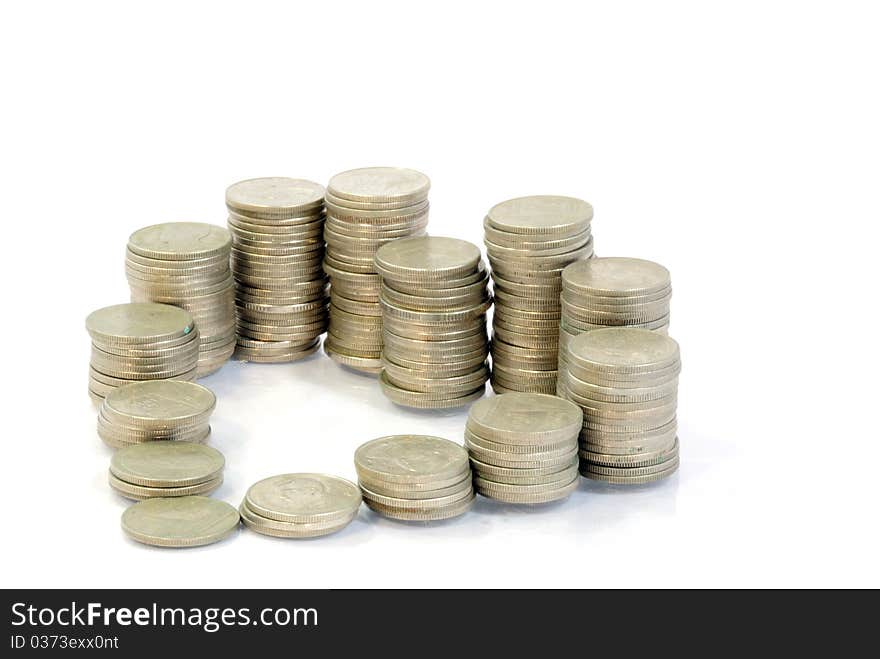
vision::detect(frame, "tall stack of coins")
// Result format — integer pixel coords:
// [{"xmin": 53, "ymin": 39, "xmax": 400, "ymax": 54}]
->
[
  {"xmin": 225, "ymin": 178, "xmax": 328, "ymax": 363},
  {"xmin": 565, "ymin": 328, "xmax": 680, "ymax": 484},
  {"xmin": 375, "ymin": 236, "xmax": 490, "ymax": 409},
  {"xmin": 323, "ymin": 167, "xmax": 430, "ymax": 374},
  {"xmin": 240, "ymin": 474, "xmax": 362, "ymax": 539},
  {"xmin": 355, "ymin": 435, "xmax": 474, "ymax": 521},
  {"xmin": 484, "ymin": 196, "xmax": 594, "ymax": 394},
  {"xmin": 558, "ymin": 257, "xmax": 671, "ymax": 396},
  {"xmin": 86, "ymin": 303, "xmax": 199, "ymax": 402},
  {"xmin": 126, "ymin": 222, "xmax": 235, "ymax": 377},
  {"xmin": 96, "ymin": 380, "xmax": 216, "ymax": 448},
  {"xmin": 465, "ymin": 393, "xmax": 581, "ymax": 503},
  {"xmin": 109, "ymin": 442, "xmax": 225, "ymax": 500}
]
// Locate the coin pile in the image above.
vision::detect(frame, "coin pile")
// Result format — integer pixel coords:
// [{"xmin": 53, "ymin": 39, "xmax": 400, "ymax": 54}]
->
[
  {"xmin": 355, "ymin": 435, "xmax": 474, "ymax": 521},
  {"xmin": 375, "ymin": 236, "xmax": 490, "ymax": 408},
  {"xmin": 323, "ymin": 167, "xmax": 430, "ymax": 374},
  {"xmin": 121, "ymin": 496, "xmax": 240, "ymax": 548},
  {"xmin": 86, "ymin": 303, "xmax": 199, "ymax": 402},
  {"xmin": 483, "ymin": 196, "xmax": 594, "ymax": 395},
  {"xmin": 240, "ymin": 474, "xmax": 362, "ymax": 538},
  {"xmin": 96, "ymin": 380, "xmax": 215, "ymax": 448},
  {"xmin": 564, "ymin": 328, "xmax": 680, "ymax": 483},
  {"xmin": 126, "ymin": 222, "xmax": 236, "ymax": 377},
  {"xmin": 225, "ymin": 178, "xmax": 328, "ymax": 363},
  {"xmin": 558, "ymin": 257, "xmax": 672, "ymax": 397},
  {"xmin": 109, "ymin": 442, "xmax": 225, "ymax": 500},
  {"xmin": 465, "ymin": 393, "xmax": 582, "ymax": 503}
]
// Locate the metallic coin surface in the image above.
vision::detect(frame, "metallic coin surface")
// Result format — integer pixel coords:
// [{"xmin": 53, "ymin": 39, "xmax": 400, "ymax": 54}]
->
[
  {"xmin": 244, "ymin": 473, "xmax": 362, "ymax": 524},
  {"xmin": 86, "ymin": 303, "xmax": 195, "ymax": 344},
  {"xmin": 328, "ymin": 167, "xmax": 430, "ymax": 204},
  {"xmin": 375, "ymin": 236, "xmax": 482, "ymax": 282},
  {"xmin": 110, "ymin": 442, "xmax": 225, "ymax": 487},
  {"xmin": 486, "ymin": 195, "xmax": 593, "ymax": 236},
  {"xmin": 121, "ymin": 496, "xmax": 239, "ymax": 548},
  {"xmin": 467, "ymin": 393, "xmax": 582, "ymax": 444},
  {"xmin": 128, "ymin": 223, "xmax": 231, "ymax": 261},
  {"xmin": 225, "ymin": 177, "xmax": 325, "ymax": 216},
  {"xmin": 562, "ymin": 257, "xmax": 671, "ymax": 297},
  {"xmin": 355, "ymin": 435, "xmax": 469, "ymax": 484}
]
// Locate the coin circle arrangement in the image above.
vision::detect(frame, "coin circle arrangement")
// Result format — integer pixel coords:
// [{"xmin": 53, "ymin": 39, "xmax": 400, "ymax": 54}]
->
[
  {"xmin": 465, "ymin": 393, "xmax": 581, "ymax": 503},
  {"xmin": 558, "ymin": 257, "xmax": 672, "ymax": 397},
  {"xmin": 323, "ymin": 167, "xmax": 430, "ymax": 374},
  {"xmin": 484, "ymin": 196, "xmax": 594, "ymax": 395},
  {"xmin": 564, "ymin": 328, "xmax": 680, "ymax": 483},
  {"xmin": 121, "ymin": 496, "xmax": 240, "ymax": 548},
  {"xmin": 126, "ymin": 222, "xmax": 236, "ymax": 377},
  {"xmin": 240, "ymin": 473, "xmax": 362, "ymax": 538},
  {"xmin": 354, "ymin": 435, "xmax": 474, "ymax": 521},
  {"xmin": 86, "ymin": 303, "xmax": 199, "ymax": 402},
  {"xmin": 225, "ymin": 178, "xmax": 328, "ymax": 363},
  {"xmin": 375, "ymin": 236, "xmax": 490, "ymax": 408},
  {"xmin": 109, "ymin": 442, "xmax": 225, "ymax": 500}
]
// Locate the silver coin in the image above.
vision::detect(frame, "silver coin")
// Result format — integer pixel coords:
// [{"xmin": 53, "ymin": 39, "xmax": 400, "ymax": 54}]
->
[
  {"xmin": 225, "ymin": 177, "xmax": 325, "ymax": 216},
  {"xmin": 354, "ymin": 435, "xmax": 470, "ymax": 485},
  {"xmin": 486, "ymin": 195, "xmax": 592, "ymax": 236},
  {"xmin": 127, "ymin": 223, "xmax": 231, "ymax": 261},
  {"xmin": 467, "ymin": 392, "xmax": 582, "ymax": 445},
  {"xmin": 562, "ymin": 257, "xmax": 670, "ymax": 297},
  {"xmin": 327, "ymin": 167, "xmax": 430, "ymax": 205},
  {"xmin": 244, "ymin": 473, "xmax": 362, "ymax": 524},
  {"xmin": 239, "ymin": 501, "xmax": 356, "ymax": 538},
  {"xmin": 110, "ymin": 442, "xmax": 224, "ymax": 487},
  {"xmin": 86, "ymin": 303, "xmax": 195, "ymax": 345},
  {"xmin": 121, "ymin": 496, "xmax": 239, "ymax": 548},
  {"xmin": 375, "ymin": 236, "xmax": 481, "ymax": 282}
]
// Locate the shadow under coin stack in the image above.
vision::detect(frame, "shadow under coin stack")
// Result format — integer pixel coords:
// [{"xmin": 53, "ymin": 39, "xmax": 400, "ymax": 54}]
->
[
  {"xmin": 375, "ymin": 236, "xmax": 490, "ymax": 409},
  {"xmin": 465, "ymin": 393, "xmax": 582, "ymax": 503},
  {"xmin": 558, "ymin": 257, "xmax": 671, "ymax": 397},
  {"xmin": 86, "ymin": 303, "xmax": 199, "ymax": 403},
  {"xmin": 355, "ymin": 435, "xmax": 474, "ymax": 521},
  {"xmin": 109, "ymin": 442, "xmax": 225, "ymax": 500},
  {"xmin": 484, "ymin": 196, "xmax": 594, "ymax": 395},
  {"xmin": 565, "ymin": 328, "xmax": 680, "ymax": 484},
  {"xmin": 225, "ymin": 178, "xmax": 328, "ymax": 363},
  {"xmin": 96, "ymin": 380, "xmax": 215, "ymax": 448},
  {"xmin": 323, "ymin": 167, "xmax": 430, "ymax": 374},
  {"xmin": 126, "ymin": 222, "xmax": 235, "ymax": 377}
]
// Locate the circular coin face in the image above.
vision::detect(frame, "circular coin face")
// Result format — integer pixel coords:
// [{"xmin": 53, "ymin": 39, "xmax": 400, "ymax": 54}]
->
[
  {"xmin": 128, "ymin": 223, "xmax": 231, "ymax": 260},
  {"xmin": 244, "ymin": 473, "xmax": 362, "ymax": 523},
  {"xmin": 121, "ymin": 496, "xmax": 239, "ymax": 548},
  {"xmin": 355, "ymin": 435, "xmax": 469, "ymax": 484},
  {"xmin": 103, "ymin": 380, "xmax": 216, "ymax": 424},
  {"xmin": 486, "ymin": 196, "xmax": 593, "ymax": 235},
  {"xmin": 327, "ymin": 167, "xmax": 430, "ymax": 204},
  {"xmin": 86, "ymin": 303, "xmax": 195, "ymax": 344},
  {"xmin": 467, "ymin": 393, "xmax": 583, "ymax": 444},
  {"xmin": 375, "ymin": 236, "xmax": 481, "ymax": 281},
  {"xmin": 562, "ymin": 257, "xmax": 670, "ymax": 297},
  {"xmin": 225, "ymin": 178, "xmax": 325, "ymax": 215},
  {"xmin": 111, "ymin": 442, "xmax": 225, "ymax": 487},
  {"xmin": 568, "ymin": 327, "xmax": 680, "ymax": 372}
]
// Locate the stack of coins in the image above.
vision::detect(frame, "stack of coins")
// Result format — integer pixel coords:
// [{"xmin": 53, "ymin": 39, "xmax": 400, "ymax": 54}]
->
[
  {"xmin": 323, "ymin": 167, "xmax": 430, "ymax": 374},
  {"xmin": 225, "ymin": 177, "xmax": 328, "ymax": 363},
  {"xmin": 558, "ymin": 257, "xmax": 671, "ymax": 396},
  {"xmin": 126, "ymin": 222, "xmax": 236, "ymax": 377},
  {"xmin": 565, "ymin": 328, "xmax": 680, "ymax": 484},
  {"xmin": 96, "ymin": 380, "xmax": 215, "ymax": 448},
  {"xmin": 465, "ymin": 393, "xmax": 582, "ymax": 503},
  {"xmin": 484, "ymin": 196, "xmax": 594, "ymax": 395},
  {"xmin": 86, "ymin": 303, "xmax": 199, "ymax": 402},
  {"xmin": 355, "ymin": 435, "xmax": 474, "ymax": 521},
  {"xmin": 109, "ymin": 442, "xmax": 225, "ymax": 500},
  {"xmin": 375, "ymin": 236, "xmax": 490, "ymax": 409},
  {"xmin": 121, "ymin": 497, "xmax": 240, "ymax": 548},
  {"xmin": 240, "ymin": 474, "xmax": 362, "ymax": 539}
]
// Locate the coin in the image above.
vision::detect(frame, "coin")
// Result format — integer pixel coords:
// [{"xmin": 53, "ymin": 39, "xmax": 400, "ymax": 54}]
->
[
  {"xmin": 110, "ymin": 442, "xmax": 224, "ymax": 488},
  {"xmin": 109, "ymin": 473, "xmax": 223, "ymax": 500},
  {"xmin": 86, "ymin": 303, "xmax": 195, "ymax": 345},
  {"xmin": 327, "ymin": 167, "xmax": 430, "ymax": 205},
  {"xmin": 467, "ymin": 393, "xmax": 583, "ymax": 445},
  {"xmin": 239, "ymin": 501, "xmax": 356, "ymax": 538},
  {"xmin": 225, "ymin": 178, "xmax": 325, "ymax": 216},
  {"xmin": 355, "ymin": 435, "xmax": 469, "ymax": 484},
  {"xmin": 243, "ymin": 473, "xmax": 362, "ymax": 524},
  {"xmin": 121, "ymin": 496, "xmax": 240, "ymax": 548}
]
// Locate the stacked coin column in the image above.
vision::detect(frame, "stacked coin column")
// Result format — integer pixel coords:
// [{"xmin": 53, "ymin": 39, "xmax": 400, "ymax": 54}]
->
[
  {"xmin": 322, "ymin": 167, "xmax": 430, "ymax": 374},
  {"xmin": 126, "ymin": 222, "xmax": 236, "ymax": 377},
  {"xmin": 225, "ymin": 178, "xmax": 329, "ymax": 363},
  {"xmin": 374, "ymin": 236, "xmax": 491, "ymax": 409},
  {"xmin": 558, "ymin": 257, "xmax": 671, "ymax": 397},
  {"xmin": 484, "ymin": 196, "xmax": 593, "ymax": 395},
  {"xmin": 565, "ymin": 328, "xmax": 680, "ymax": 484}
]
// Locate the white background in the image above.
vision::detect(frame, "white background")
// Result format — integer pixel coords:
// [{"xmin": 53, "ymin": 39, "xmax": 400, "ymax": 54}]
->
[{"xmin": 1, "ymin": 1, "xmax": 878, "ymax": 588}]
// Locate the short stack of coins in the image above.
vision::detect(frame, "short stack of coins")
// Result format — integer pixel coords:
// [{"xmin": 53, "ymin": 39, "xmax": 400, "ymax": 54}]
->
[
  {"xmin": 109, "ymin": 442, "xmax": 225, "ymax": 500},
  {"xmin": 225, "ymin": 178, "xmax": 328, "ymax": 363},
  {"xmin": 558, "ymin": 257, "xmax": 671, "ymax": 397},
  {"xmin": 96, "ymin": 380, "xmax": 216, "ymax": 448},
  {"xmin": 323, "ymin": 167, "xmax": 430, "ymax": 374},
  {"xmin": 355, "ymin": 435, "xmax": 474, "ymax": 521},
  {"xmin": 126, "ymin": 222, "xmax": 236, "ymax": 377},
  {"xmin": 484, "ymin": 196, "xmax": 594, "ymax": 395},
  {"xmin": 375, "ymin": 236, "xmax": 490, "ymax": 409},
  {"xmin": 465, "ymin": 393, "xmax": 582, "ymax": 503},
  {"xmin": 86, "ymin": 303, "xmax": 199, "ymax": 402},
  {"xmin": 565, "ymin": 328, "xmax": 680, "ymax": 484},
  {"xmin": 240, "ymin": 474, "xmax": 362, "ymax": 539}
]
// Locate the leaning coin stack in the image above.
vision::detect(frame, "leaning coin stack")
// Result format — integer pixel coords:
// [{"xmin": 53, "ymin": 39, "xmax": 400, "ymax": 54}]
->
[
  {"xmin": 126, "ymin": 222, "xmax": 236, "ymax": 377},
  {"xmin": 86, "ymin": 303, "xmax": 199, "ymax": 402},
  {"xmin": 323, "ymin": 167, "xmax": 430, "ymax": 374},
  {"xmin": 484, "ymin": 196, "xmax": 594, "ymax": 395},
  {"xmin": 565, "ymin": 328, "xmax": 680, "ymax": 484},
  {"xmin": 96, "ymin": 380, "xmax": 216, "ymax": 448},
  {"xmin": 558, "ymin": 257, "xmax": 671, "ymax": 397},
  {"xmin": 240, "ymin": 474, "xmax": 362, "ymax": 539},
  {"xmin": 109, "ymin": 442, "xmax": 225, "ymax": 500},
  {"xmin": 225, "ymin": 178, "xmax": 328, "ymax": 363},
  {"xmin": 355, "ymin": 435, "xmax": 474, "ymax": 521},
  {"xmin": 375, "ymin": 236, "xmax": 490, "ymax": 409},
  {"xmin": 465, "ymin": 393, "xmax": 582, "ymax": 503}
]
